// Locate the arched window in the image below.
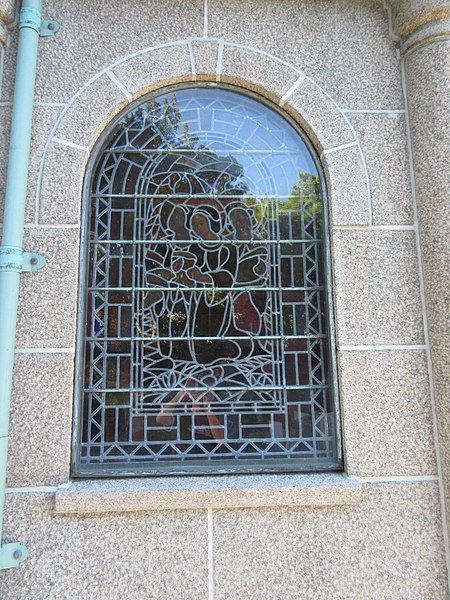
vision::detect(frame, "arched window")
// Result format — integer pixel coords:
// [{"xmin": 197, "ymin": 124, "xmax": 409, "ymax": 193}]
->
[{"xmin": 73, "ymin": 85, "xmax": 340, "ymax": 476}]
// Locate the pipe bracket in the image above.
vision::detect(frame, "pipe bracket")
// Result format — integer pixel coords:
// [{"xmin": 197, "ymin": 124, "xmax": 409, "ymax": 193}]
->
[
  {"xmin": 19, "ymin": 7, "xmax": 59, "ymax": 37},
  {"xmin": 40, "ymin": 19, "xmax": 60, "ymax": 37},
  {"xmin": 0, "ymin": 246, "xmax": 46, "ymax": 273},
  {"xmin": 0, "ymin": 542, "xmax": 28, "ymax": 570}
]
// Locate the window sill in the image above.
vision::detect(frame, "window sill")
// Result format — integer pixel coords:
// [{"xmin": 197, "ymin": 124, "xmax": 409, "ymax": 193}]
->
[{"xmin": 54, "ymin": 473, "xmax": 361, "ymax": 514}]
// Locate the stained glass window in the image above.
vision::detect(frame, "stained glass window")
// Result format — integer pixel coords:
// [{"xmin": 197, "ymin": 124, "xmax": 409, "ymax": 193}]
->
[{"xmin": 73, "ymin": 86, "xmax": 340, "ymax": 476}]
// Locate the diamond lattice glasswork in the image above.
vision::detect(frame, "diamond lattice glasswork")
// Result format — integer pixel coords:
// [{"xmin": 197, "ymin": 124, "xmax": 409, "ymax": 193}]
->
[{"xmin": 75, "ymin": 86, "xmax": 339, "ymax": 475}]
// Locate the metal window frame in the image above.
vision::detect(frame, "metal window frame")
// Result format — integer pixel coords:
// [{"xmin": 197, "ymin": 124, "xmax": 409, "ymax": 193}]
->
[{"xmin": 71, "ymin": 82, "xmax": 342, "ymax": 478}]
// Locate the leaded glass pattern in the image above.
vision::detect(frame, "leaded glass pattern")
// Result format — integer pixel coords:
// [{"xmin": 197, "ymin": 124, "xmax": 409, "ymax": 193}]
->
[{"xmin": 75, "ymin": 86, "xmax": 339, "ymax": 475}]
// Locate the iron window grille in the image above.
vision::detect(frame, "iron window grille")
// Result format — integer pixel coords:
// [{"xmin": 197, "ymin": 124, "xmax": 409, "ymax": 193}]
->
[{"xmin": 73, "ymin": 84, "xmax": 341, "ymax": 476}]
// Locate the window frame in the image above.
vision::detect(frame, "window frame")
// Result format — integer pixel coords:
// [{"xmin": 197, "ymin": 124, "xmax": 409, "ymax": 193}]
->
[{"xmin": 71, "ymin": 82, "xmax": 342, "ymax": 478}]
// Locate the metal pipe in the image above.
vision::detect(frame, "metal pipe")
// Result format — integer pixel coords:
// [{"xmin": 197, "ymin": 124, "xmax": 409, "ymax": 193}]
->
[{"xmin": 0, "ymin": 0, "xmax": 42, "ymax": 570}]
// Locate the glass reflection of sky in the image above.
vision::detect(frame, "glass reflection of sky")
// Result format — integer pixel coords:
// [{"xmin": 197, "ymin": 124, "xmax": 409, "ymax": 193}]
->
[{"xmin": 120, "ymin": 87, "xmax": 319, "ymax": 199}]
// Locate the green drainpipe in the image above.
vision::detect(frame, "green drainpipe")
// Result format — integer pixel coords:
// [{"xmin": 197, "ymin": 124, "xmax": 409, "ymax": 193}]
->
[{"xmin": 0, "ymin": 0, "xmax": 58, "ymax": 570}]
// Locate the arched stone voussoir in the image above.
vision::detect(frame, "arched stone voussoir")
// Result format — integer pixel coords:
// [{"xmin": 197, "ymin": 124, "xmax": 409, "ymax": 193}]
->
[
  {"xmin": 111, "ymin": 43, "xmax": 194, "ymax": 99},
  {"xmin": 219, "ymin": 43, "xmax": 301, "ymax": 106},
  {"xmin": 283, "ymin": 78, "xmax": 356, "ymax": 154},
  {"xmin": 52, "ymin": 73, "xmax": 131, "ymax": 151},
  {"xmin": 191, "ymin": 39, "xmax": 221, "ymax": 81},
  {"xmin": 39, "ymin": 139, "xmax": 88, "ymax": 226}
]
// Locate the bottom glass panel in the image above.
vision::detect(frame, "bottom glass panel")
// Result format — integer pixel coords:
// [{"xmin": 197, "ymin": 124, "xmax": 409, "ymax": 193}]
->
[{"xmin": 79, "ymin": 387, "xmax": 339, "ymax": 474}]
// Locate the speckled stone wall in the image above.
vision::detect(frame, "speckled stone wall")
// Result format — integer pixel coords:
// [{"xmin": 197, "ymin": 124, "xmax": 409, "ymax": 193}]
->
[{"xmin": 0, "ymin": 0, "xmax": 448, "ymax": 598}]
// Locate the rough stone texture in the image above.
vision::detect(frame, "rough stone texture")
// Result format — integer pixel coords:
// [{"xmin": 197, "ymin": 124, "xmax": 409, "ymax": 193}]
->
[
  {"xmin": 0, "ymin": 31, "xmax": 14, "ymax": 99},
  {"xmin": 7, "ymin": 352, "xmax": 73, "ymax": 487},
  {"xmin": 286, "ymin": 79, "xmax": 355, "ymax": 151},
  {"xmin": 0, "ymin": 0, "xmax": 9, "ymax": 44},
  {"xmin": 0, "ymin": 26, "xmax": 16, "ymax": 100},
  {"xmin": 339, "ymin": 350, "xmax": 436, "ymax": 477},
  {"xmin": 0, "ymin": 46, "xmax": 4, "ymax": 94},
  {"xmin": 220, "ymin": 44, "xmax": 299, "ymax": 102},
  {"xmin": 0, "ymin": 104, "xmax": 63, "ymax": 224},
  {"xmin": 53, "ymin": 74, "xmax": 128, "ymax": 148},
  {"xmin": 15, "ymin": 227, "xmax": 79, "ymax": 348},
  {"xmin": 0, "ymin": 0, "xmax": 15, "ymax": 25},
  {"xmin": 208, "ymin": 0, "xmax": 404, "ymax": 110},
  {"xmin": 1, "ymin": 494, "xmax": 208, "ymax": 600},
  {"xmin": 0, "ymin": 19, "xmax": 8, "ymax": 47},
  {"xmin": 39, "ymin": 141, "xmax": 87, "ymax": 224},
  {"xmin": 405, "ymin": 41, "xmax": 450, "ymax": 533},
  {"xmin": 212, "ymin": 481, "xmax": 448, "ymax": 599},
  {"xmin": 0, "ymin": 104, "xmax": 12, "ymax": 215},
  {"xmin": 332, "ymin": 230, "xmax": 424, "ymax": 345},
  {"xmin": 192, "ymin": 39, "xmax": 220, "ymax": 79},
  {"xmin": 55, "ymin": 473, "xmax": 361, "ymax": 514},
  {"xmin": 112, "ymin": 44, "xmax": 192, "ymax": 98},
  {"xmin": 1, "ymin": 0, "xmax": 204, "ymax": 102},
  {"xmin": 350, "ymin": 113, "xmax": 414, "ymax": 225},
  {"xmin": 324, "ymin": 145, "xmax": 369, "ymax": 225}
]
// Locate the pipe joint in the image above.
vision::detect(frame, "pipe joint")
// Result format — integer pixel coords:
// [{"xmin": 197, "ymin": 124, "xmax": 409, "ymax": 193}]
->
[
  {"xmin": 19, "ymin": 7, "xmax": 41, "ymax": 34},
  {"xmin": 0, "ymin": 246, "xmax": 23, "ymax": 273}
]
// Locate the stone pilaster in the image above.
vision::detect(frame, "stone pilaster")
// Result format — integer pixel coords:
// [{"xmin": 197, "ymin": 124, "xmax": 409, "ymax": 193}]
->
[{"xmin": 391, "ymin": 0, "xmax": 450, "ymax": 546}]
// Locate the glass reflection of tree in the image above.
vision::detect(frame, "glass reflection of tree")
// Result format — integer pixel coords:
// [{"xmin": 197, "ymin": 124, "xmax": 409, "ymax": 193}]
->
[{"xmin": 285, "ymin": 171, "xmax": 321, "ymax": 223}]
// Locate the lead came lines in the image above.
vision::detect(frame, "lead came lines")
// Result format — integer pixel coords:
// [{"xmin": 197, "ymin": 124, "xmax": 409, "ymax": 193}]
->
[{"xmin": 80, "ymin": 86, "xmax": 335, "ymax": 470}]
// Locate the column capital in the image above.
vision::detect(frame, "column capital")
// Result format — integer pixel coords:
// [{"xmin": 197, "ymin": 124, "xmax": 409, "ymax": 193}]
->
[
  {"xmin": 387, "ymin": 0, "xmax": 450, "ymax": 55},
  {"xmin": 389, "ymin": 0, "xmax": 450, "ymax": 38}
]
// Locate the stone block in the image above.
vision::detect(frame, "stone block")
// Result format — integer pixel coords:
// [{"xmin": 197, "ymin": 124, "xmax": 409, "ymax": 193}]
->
[
  {"xmin": 350, "ymin": 113, "xmax": 413, "ymax": 225},
  {"xmin": 2, "ymin": 494, "xmax": 208, "ymax": 600},
  {"xmin": 112, "ymin": 44, "xmax": 192, "ymax": 98},
  {"xmin": 192, "ymin": 39, "xmax": 220, "ymax": 79},
  {"xmin": 221, "ymin": 44, "xmax": 299, "ymax": 102},
  {"xmin": 286, "ymin": 79, "xmax": 355, "ymax": 151},
  {"xmin": 0, "ymin": 105, "xmax": 63, "ymax": 224},
  {"xmin": 332, "ymin": 230, "xmax": 424, "ymax": 345},
  {"xmin": 16, "ymin": 227, "xmax": 79, "ymax": 348},
  {"xmin": 324, "ymin": 145, "xmax": 369, "ymax": 225},
  {"xmin": 208, "ymin": 0, "xmax": 404, "ymax": 109},
  {"xmin": 1, "ymin": 0, "xmax": 204, "ymax": 102},
  {"xmin": 53, "ymin": 74, "xmax": 128, "ymax": 148},
  {"xmin": 212, "ymin": 482, "xmax": 447, "ymax": 599},
  {"xmin": 7, "ymin": 352, "xmax": 74, "ymax": 487},
  {"xmin": 39, "ymin": 140, "xmax": 87, "ymax": 225},
  {"xmin": 339, "ymin": 349, "xmax": 436, "ymax": 476}
]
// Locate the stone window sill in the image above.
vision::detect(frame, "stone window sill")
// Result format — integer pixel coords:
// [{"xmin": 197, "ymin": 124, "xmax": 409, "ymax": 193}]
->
[{"xmin": 54, "ymin": 473, "xmax": 361, "ymax": 514}]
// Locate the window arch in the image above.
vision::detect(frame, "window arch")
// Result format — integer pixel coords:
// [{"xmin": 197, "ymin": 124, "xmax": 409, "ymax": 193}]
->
[{"xmin": 73, "ymin": 84, "xmax": 340, "ymax": 476}]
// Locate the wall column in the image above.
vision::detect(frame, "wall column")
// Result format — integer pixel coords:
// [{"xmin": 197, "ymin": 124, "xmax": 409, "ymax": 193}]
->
[{"xmin": 391, "ymin": 1, "xmax": 450, "ymax": 543}]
